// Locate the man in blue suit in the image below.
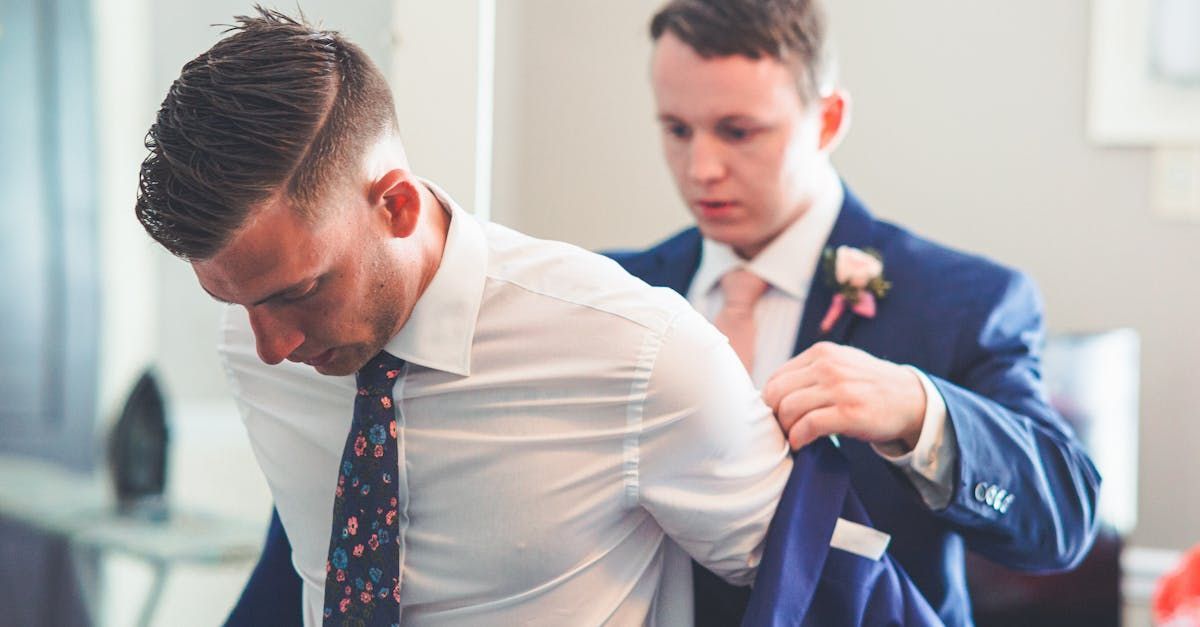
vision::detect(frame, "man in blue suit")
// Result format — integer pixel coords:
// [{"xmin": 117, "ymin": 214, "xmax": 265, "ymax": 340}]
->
[{"xmin": 624, "ymin": 0, "xmax": 1101, "ymax": 624}]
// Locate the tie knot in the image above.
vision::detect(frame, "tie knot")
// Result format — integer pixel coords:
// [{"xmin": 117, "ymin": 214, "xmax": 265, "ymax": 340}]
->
[
  {"xmin": 720, "ymin": 269, "xmax": 768, "ymax": 308},
  {"xmin": 356, "ymin": 350, "xmax": 406, "ymax": 392}
]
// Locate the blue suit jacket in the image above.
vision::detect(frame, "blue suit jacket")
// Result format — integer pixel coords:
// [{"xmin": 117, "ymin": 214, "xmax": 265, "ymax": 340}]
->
[
  {"xmin": 742, "ymin": 437, "xmax": 941, "ymax": 627},
  {"xmin": 608, "ymin": 186, "xmax": 1101, "ymax": 625}
]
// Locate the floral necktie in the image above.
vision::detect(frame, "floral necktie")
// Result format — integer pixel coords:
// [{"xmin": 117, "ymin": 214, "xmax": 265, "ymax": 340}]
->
[{"xmin": 323, "ymin": 351, "xmax": 405, "ymax": 627}]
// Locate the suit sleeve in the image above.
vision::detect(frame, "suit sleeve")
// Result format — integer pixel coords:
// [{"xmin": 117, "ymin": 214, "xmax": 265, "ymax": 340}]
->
[
  {"xmin": 224, "ymin": 507, "xmax": 303, "ymax": 626},
  {"xmin": 931, "ymin": 270, "xmax": 1101, "ymax": 572}
]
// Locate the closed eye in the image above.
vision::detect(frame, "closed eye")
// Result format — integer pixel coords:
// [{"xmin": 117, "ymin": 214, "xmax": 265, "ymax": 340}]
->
[{"xmin": 281, "ymin": 279, "xmax": 320, "ymax": 303}]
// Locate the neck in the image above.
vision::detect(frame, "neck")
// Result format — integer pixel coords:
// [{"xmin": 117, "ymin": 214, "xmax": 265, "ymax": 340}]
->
[{"xmin": 411, "ymin": 181, "xmax": 451, "ymax": 301}]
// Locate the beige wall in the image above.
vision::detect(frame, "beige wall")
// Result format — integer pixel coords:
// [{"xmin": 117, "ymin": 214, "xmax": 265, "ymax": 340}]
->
[
  {"xmin": 492, "ymin": 0, "xmax": 684, "ymax": 245},
  {"xmin": 491, "ymin": 1, "xmax": 1200, "ymax": 549}
]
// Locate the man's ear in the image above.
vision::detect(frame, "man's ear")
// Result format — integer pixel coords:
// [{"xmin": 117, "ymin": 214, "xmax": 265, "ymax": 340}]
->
[
  {"xmin": 817, "ymin": 89, "xmax": 851, "ymax": 153},
  {"xmin": 369, "ymin": 169, "xmax": 420, "ymax": 238}
]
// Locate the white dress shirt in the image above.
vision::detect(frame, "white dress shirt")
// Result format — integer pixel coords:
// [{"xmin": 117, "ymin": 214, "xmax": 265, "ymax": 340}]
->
[
  {"xmin": 220, "ymin": 183, "xmax": 792, "ymax": 626},
  {"xmin": 686, "ymin": 166, "xmax": 956, "ymax": 509}
]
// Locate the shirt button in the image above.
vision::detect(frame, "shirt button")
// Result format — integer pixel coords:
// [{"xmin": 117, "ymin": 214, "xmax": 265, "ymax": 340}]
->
[
  {"xmin": 974, "ymin": 482, "xmax": 989, "ymax": 502},
  {"xmin": 992, "ymin": 488, "xmax": 1008, "ymax": 510}
]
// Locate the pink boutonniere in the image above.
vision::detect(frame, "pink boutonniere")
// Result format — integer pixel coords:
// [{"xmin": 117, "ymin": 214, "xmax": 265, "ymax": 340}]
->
[{"xmin": 819, "ymin": 246, "xmax": 891, "ymax": 333}]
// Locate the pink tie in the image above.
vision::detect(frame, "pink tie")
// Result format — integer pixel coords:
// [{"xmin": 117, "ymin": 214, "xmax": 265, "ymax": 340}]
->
[{"xmin": 714, "ymin": 269, "xmax": 768, "ymax": 372}]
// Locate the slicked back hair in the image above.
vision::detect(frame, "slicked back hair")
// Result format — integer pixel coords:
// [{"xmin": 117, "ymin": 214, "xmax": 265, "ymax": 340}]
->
[
  {"xmin": 135, "ymin": 7, "xmax": 399, "ymax": 260},
  {"xmin": 650, "ymin": 0, "xmax": 834, "ymax": 103}
]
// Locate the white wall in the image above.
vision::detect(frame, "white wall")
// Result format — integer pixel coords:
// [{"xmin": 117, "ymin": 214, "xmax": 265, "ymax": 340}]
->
[
  {"xmin": 491, "ymin": 0, "xmax": 682, "ymax": 244},
  {"xmin": 490, "ymin": 1, "xmax": 1200, "ymax": 550},
  {"xmin": 94, "ymin": 0, "xmax": 157, "ymax": 431}
]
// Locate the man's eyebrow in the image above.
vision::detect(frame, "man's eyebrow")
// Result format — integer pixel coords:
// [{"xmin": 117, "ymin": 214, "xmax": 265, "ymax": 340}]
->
[
  {"xmin": 200, "ymin": 283, "xmax": 234, "ymax": 305},
  {"xmin": 717, "ymin": 114, "xmax": 761, "ymax": 125}
]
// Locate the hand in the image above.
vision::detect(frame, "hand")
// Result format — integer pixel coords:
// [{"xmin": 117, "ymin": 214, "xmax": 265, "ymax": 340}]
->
[{"xmin": 762, "ymin": 342, "xmax": 927, "ymax": 451}]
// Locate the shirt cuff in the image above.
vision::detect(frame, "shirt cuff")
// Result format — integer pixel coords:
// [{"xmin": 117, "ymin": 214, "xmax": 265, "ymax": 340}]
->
[{"xmin": 872, "ymin": 366, "xmax": 957, "ymax": 510}]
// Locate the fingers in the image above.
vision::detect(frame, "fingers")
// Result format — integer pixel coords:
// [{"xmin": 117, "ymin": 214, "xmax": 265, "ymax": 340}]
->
[
  {"xmin": 774, "ymin": 341, "xmax": 841, "ymax": 375},
  {"xmin": 762, "ymin": 367, "xmax": 821, "ymax": 410},
  {"xmin": 772, "ymin": 385, "xmax": 835, "ymax": 434},
  {"xmin": 787, "ymin": 406, "xmax": 840, "ymax": 450}
]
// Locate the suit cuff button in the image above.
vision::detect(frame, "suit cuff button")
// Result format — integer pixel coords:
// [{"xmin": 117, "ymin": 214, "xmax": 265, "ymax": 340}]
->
[{"xmin": 973, "ymin": 481, "xmax": 989, "ymax": 502}]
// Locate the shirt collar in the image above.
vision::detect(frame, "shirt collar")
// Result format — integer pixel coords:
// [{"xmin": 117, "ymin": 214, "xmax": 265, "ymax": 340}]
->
[
  {"xmin": 383, "ymin": 180, "xmax": 486, "ymax": 376},
  {"xmin": 693, "ymin": 166, "xmax": 843, "ymax": 300}
]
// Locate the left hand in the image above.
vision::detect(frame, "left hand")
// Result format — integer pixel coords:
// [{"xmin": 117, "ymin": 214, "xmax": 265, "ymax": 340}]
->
[{"xmin": 763, "ymin": 342, "xmax": 927, "ymax": 451}]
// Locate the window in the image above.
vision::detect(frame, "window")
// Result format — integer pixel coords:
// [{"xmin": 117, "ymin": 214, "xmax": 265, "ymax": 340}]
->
[{"xmin": 0, "ymin": 0, "xmax": 100, "ymax": 470}]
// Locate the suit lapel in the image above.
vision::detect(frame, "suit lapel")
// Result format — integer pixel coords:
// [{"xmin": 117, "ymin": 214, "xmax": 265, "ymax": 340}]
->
[
  {"xmin": 741, "ymin": 438, "xmax": 851, "ymax": 625},
  {"xmin": 651, "ymin": 228, "xmax": 703, "ymax": 295},
  {"xmin": 792, "ymin": 187, "xmax": 878, "ymax": 356}
]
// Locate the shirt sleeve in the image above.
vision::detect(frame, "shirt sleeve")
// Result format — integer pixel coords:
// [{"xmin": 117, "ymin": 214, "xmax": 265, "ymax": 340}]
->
[
  {"xmin": 635, "ymin": 307, "xmax": 792, "ymax": 587},
  {"xmin": 871, "ymin": 366, "xmax": 958, "ymax": 510}
]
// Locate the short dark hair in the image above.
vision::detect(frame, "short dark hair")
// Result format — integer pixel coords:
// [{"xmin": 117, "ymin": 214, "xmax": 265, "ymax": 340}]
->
[
  {"xmin": 135, "ymin": 7, "xmax": 399, "ymax": 260},
  {"xmin": 650, "ymin": 0, "xmax": 833, "ymax": 102}
]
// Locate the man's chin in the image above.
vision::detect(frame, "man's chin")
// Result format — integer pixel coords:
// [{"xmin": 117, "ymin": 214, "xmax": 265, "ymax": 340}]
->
[
  {"xmin": 312, "ymin": 362, "xmax": 357, "ymax": 377},
  {"xmin": 307, "ymin": 350, "xmax": 356, "ymax": 377},
  {"xmin": 311, "ymin": 346, "xmax": 379, "ymax": 377},
  {"xmin": 696, "ymin": 224, "xmax": 761, "ymax": 257}
]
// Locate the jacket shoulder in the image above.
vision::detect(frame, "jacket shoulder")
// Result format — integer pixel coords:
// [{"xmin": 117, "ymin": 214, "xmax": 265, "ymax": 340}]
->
[
  {"xmin": 872, "ymin": 219, "xmax": 1032, "ymax": 309},
  {"xmin": 603, "ymin": 226, "xmax": 700, "ymax": 276}
]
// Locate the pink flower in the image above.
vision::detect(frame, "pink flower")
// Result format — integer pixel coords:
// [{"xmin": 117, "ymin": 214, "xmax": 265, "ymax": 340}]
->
[
  {"xmin": 335, "ymin": 486, "xmax": 343, "ymax": 497},
  {"xmin": 369, "ymin": 534, "xmax": 380, "ymax": 551},
  {"xmin": 373, "ymin": 445, "xmax": 384, "ymax": 458},
  {"xmin": 834, "ymin": 246, "xmax": 883, "ymax": 289},
  {"xmin": 389, "ymin": 420, "xmax": 397, "ymax": 438},
  {"xmin": 386, "ymin": 369, "xmax": 400, "ymax": 379},
  {"xmin": 381, "ymin": 396, "xmax": 392, "ymax": 409},
  {"xmin": 347, "ymin": 516, "xmax": 358, "ymax": 535},
  {"xmin": 354, "ymin": 436, "xmax": 367, "ymax": 456},
  {"xmin": 336, "ymin": 569, "xmax": 345, "ymax": 582},
  {"xmin": 339, "ymin": 598, "xmax": 351, "ymax": 613},
  {"xmin": 819, "ymin": 246, "xmax": 889, "ymax": 334},
  {"xmin": 354, "ymin": 544, "xmax": 364, "ymax": 557},
  {"xmin": 360, "ymin": 591, "xmax": 373, "ymax": 604},
  {"xmin": 386, "ymin": 510, "xmax": 397, "ymax": 525}
]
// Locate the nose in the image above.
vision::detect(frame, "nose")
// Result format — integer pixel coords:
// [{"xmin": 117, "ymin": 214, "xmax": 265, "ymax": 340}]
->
[
  {"xmin": 687, "ymin": 131, "xmax": 727, "ymax": 185},
  {"xmin": 247, "ymin": 307, "xmax": 305, "ymax": 365}
]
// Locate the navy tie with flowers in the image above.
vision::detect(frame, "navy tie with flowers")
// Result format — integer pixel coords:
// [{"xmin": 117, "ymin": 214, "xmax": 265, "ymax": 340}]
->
[{"xmin": 323, "ymin": 351, "xmax": 405, "ymax": 627}]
